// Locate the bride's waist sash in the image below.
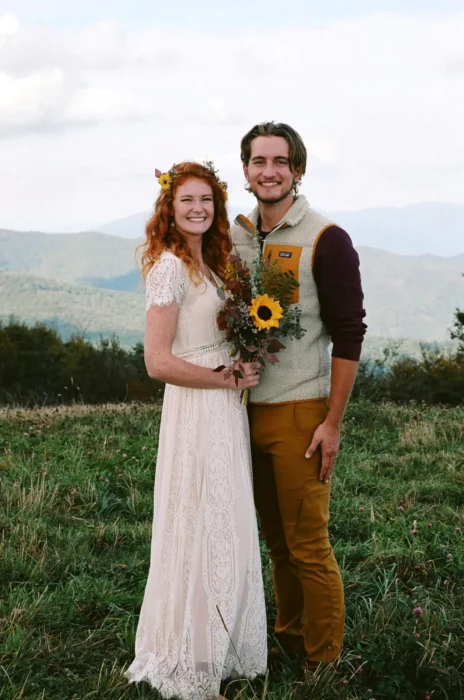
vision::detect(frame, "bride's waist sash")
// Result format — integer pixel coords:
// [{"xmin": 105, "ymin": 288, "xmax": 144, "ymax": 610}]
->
[{"xmin": 174, "ymin": 339, "xmax": 229, "ymax": 360}]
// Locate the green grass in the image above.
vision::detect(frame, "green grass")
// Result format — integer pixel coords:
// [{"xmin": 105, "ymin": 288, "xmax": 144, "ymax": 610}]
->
[{"xmin": 0, "ymin": 401, "xmax": 463, "ymax": 700}]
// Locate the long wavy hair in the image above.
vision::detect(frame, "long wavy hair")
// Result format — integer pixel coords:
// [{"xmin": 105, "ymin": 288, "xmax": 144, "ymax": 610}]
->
[{"xmin": 138, "ymin": 161, "xmax": 231, "ymax": 281}]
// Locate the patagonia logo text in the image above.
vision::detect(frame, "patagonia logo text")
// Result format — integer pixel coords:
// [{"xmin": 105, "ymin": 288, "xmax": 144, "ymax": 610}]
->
[{"xmin": 279, "ymin": 251, "xmax": 292, "ymax": 258}]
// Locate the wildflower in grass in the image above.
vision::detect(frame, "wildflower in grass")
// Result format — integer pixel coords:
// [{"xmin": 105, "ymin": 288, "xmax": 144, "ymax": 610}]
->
[
  {"xmin": 359, "ymin": 506, "xmax": 365, "ymax": 512},
  {"xmin": 142, "ymin": 447, "xmax": 147, "ymax": 451},
  {"xmin": 413, "ymin": 606, "xmax": 423, "ymax": 616},
  {"xmin": 415, "ymin": 633, "xmax": 420, "ymax": 639},
  {"xmin": 122, "ymin": 453, "xmax": 127, "ymax": 459},
  {"xmin": 456, "ymin": 527, "xmax": 461, "ymax": 533},
  {"xmin": 23, "ymin": 432, "xmax": 29, "ymax": 437},
  {"xmin": 447, "ymin": 553, "xmax": 452, "ymax": 560},
  {"xmin": 411, "ymin": 528, "xmax": 419, "ymax": 536},
  {"xmin": 443, "ymin": 579, "xmax": 449, "ymax": 586},
  {"xmin": 398, "ymin": 505, "xmax": 405, "ymax": 512},
  {"xmin": 427, "ymin": 522, "xmax": 432, "ymax": 528}
]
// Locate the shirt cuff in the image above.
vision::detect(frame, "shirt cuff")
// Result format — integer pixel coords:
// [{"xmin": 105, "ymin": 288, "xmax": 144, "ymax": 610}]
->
[{"xmin": 331, "ymin": 340, "xmax": 363, "ymax": 362}]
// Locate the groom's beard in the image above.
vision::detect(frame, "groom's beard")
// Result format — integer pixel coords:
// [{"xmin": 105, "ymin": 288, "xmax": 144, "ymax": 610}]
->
[{"xmin": 252, "ymin": 183, "xmax": 295, "ymax": 205}]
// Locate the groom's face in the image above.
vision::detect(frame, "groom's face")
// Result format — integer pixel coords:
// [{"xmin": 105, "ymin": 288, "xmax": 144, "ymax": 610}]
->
[{"xmin": 244, "ymin": 136, "xmax": 297, "ymax": 205}]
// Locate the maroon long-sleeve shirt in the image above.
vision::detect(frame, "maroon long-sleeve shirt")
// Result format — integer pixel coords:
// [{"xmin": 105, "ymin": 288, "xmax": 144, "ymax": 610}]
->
[{"xmin": 258, "ymin": 225, "xmax": 367, "ymax": 361}]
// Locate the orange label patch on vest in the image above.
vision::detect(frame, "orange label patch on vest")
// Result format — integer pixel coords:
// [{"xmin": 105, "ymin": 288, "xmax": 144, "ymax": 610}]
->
[{"xmin": 263, "ymin": 244, "xmax": 302, "ymax": 304}]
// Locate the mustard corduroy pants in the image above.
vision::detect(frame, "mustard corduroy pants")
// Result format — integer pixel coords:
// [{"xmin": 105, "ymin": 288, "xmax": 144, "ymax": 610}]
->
[{"xmin": 249, "ymin": 398, "xmax": 344, "ymax": 663}]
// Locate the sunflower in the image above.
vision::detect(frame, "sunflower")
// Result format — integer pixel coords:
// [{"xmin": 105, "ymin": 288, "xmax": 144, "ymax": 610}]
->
[
  {"xmin": 249, "ymin": 294, "xmax": 283, "ymax": 330},
  {"xmin": 158, "ymin": 172, "xmax": 172, "ymax": 191}
]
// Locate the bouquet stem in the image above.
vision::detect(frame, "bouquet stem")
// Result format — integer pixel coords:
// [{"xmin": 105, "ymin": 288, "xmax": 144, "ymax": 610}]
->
[{"xmin": 241, "ymin": 388, "xmax": 250, "ymax": 406}]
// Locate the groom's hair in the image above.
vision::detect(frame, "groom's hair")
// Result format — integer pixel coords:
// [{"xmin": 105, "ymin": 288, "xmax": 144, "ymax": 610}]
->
[{"xmin": 240, "ymin": 121, "xmax": 307, "ymax": 177}]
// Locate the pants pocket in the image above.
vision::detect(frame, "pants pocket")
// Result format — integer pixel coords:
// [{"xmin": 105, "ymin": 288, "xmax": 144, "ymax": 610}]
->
[{"xmin": 291, "ymin": 400, "xmax": 329, "ymax": 442}]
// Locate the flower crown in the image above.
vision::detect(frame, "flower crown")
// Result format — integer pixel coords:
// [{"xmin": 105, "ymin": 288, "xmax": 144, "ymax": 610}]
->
[{"xmin": 154, "ymin": 160, "xmax": 228, "ymax": 200}]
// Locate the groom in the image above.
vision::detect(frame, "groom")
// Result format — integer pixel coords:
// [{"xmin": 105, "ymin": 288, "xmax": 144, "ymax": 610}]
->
[{"xmin": 231, "ymin": 122, "xmax": 367, "ymax": 667}]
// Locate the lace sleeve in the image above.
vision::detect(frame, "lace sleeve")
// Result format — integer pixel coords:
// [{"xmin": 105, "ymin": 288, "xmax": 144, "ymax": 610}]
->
[{"xmin": 145, "ymin": 255, "xmax": 188, "ymax": 311}]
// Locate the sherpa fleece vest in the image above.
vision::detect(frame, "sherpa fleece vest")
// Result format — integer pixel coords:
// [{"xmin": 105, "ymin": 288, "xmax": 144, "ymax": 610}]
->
[{"xmin": 230, "ymin": 195, "xmax": 335, "ymax": 404}]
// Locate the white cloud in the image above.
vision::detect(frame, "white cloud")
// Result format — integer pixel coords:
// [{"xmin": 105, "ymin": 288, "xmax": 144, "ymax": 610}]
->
[
  {"xmin": 0, "ymin": 12, "xmax": 463, "ymax": 233},
  {"xmin": 0, "ymin": 13, "xmax": 19, "ymax": 34},
  {"xmin": 0, "ymin": 68, "xmax": 76, "ymax": 135}
]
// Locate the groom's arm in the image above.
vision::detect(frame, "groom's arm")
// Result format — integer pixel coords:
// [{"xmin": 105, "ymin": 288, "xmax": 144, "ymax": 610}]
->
[
  {"xmin": 305, "ymin": 227, "xmax": 367, "ymax": 482},
  {"xmin": 327, "ymin": 356, "xmax": 360, "ymax": 427},
  {"xmin": 314, "ymin": 225, "xmax": 367, "ymax": 363}
]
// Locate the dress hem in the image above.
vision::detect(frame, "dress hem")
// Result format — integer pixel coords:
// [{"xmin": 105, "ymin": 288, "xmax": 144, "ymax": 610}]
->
[{"xmin": 124, "ymin": 661, "xmax": 267, "ymax": 699}]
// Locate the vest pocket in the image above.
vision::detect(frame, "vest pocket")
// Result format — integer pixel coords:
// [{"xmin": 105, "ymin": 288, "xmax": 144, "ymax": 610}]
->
[{"xmin": 263, "ymin": 244, "xmax": 302, "ymax": 304}]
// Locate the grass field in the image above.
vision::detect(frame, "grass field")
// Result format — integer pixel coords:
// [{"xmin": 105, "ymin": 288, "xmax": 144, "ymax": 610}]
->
[{"xmin": 0, "ymin": 401, "xmax": 463, "ymax": 700}]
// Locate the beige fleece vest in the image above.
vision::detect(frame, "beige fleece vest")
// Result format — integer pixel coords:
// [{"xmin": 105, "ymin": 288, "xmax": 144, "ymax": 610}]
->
[{"xmin": 230, "ymin": 195, "xmax": 335, "ymax": 404}]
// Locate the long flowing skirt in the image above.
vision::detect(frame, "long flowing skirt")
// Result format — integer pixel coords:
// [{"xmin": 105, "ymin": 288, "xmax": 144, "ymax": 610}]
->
[{"xmin": 125, "ymin": 346, "xmax": 268, "ymax": 699}]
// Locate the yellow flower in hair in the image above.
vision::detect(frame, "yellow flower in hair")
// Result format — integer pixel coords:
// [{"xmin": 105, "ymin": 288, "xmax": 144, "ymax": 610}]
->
[
  {"xmin": 249, "ymin": 294, "xmax": 283, "ymax": 331},
  {"xmin": 158, "ymin": 172, "xmax": 171, "ymax": 190}
]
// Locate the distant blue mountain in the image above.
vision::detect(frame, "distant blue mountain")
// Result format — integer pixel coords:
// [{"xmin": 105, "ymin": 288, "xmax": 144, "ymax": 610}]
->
[
  {"xmin": 79, "ymin": 270, "xmax": 143, "ymax": 293},
  {"xmin": 95, "ymin": 201, "xmax": 464, "ymax": 257}
]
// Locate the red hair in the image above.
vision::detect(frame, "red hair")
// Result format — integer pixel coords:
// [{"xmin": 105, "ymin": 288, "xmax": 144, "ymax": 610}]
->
[{"xmin": 138, "ymin": 161, "xmax": 231, "ymax": 281}]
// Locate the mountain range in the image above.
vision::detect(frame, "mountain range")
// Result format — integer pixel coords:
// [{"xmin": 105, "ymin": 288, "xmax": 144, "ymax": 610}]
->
[
  {"xmin": 94, "ymin": 202, "xmax": 464, "ymax": 257},
  {"xmin": 1, "ymin": 202, "xmax": 463, "ymax": 352}
]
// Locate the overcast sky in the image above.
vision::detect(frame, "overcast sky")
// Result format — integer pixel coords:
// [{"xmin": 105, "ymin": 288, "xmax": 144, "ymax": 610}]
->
[{"xmin": 0, "ymin": 1, "xmax": 463, "ymax": 232}]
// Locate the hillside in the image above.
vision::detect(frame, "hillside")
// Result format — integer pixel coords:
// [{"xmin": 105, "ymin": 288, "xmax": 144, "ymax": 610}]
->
[
  {"xmin": 0, "ymin": 229, "xmax": 138, "ymax": 284},
  {"xmin": 1, "ymin": 230, "xmax": 463, "ymax": 343},
  {"xmin": 358, "ymin": 247, "xmax": 463, "ymax": 340},
  {"xmin": 0, "ymin": 272, "xmax": 144, "ymax": 347}
]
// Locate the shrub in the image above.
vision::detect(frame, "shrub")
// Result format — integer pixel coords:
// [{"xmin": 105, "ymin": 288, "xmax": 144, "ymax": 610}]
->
[{"xmin": 0, "ymin": 319, "xmax": 163, "ymax": 406}]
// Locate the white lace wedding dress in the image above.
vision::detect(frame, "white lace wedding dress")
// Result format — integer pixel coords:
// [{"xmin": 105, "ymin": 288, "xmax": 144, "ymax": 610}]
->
[{"xmin": 125, "ymin": 251, "xmax": 267, "ymax": 699}]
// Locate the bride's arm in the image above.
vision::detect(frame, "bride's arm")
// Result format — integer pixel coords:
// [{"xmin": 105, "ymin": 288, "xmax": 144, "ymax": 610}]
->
[{"xmin": 144, "ymin": 303, "xmax": 259, "ymax": 391}]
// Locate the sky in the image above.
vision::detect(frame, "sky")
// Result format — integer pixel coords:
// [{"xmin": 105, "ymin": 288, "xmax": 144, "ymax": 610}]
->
[{"xmin": 0, "ymin": 1, "xmax": 463, "ymax": 234}]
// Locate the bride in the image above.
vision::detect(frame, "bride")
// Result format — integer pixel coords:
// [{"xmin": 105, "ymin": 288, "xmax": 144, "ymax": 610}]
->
[{"xmin": 125, "ymin": 161, "xmax": 268, "ymax": 699}]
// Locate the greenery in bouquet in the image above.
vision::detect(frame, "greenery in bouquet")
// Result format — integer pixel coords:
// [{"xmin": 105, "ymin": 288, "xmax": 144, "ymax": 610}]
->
[{"xmin": 215, "ymin": 246, "xmax": 306, "ymax": 402}]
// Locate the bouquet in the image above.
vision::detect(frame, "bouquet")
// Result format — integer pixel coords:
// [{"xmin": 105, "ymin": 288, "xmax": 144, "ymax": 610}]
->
[{"xmin": 215, "ymin": 247, "xmax": 306, "ymax": 404}]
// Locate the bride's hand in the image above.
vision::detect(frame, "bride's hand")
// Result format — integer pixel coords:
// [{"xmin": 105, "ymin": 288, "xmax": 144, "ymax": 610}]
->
[{"xmin": 227, "ymin": 362, "xmax": 261, "ymax": 390}]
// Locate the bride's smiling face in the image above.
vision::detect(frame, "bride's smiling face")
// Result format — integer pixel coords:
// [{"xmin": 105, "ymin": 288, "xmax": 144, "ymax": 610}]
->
[{"xmin": 173, "ymin": 178, "xmax": 214, "ymax": 238}]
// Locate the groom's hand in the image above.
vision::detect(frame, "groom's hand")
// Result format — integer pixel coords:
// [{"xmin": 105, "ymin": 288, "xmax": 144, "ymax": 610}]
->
[{"xmin": 305, "ymin": 420, "xmax": 340, "ymax": 484}]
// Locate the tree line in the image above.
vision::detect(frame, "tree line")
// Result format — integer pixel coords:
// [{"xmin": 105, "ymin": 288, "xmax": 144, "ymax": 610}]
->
[{"xmin": 1, "ymin": 311, "xmax": 463, "ymax": 407}]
